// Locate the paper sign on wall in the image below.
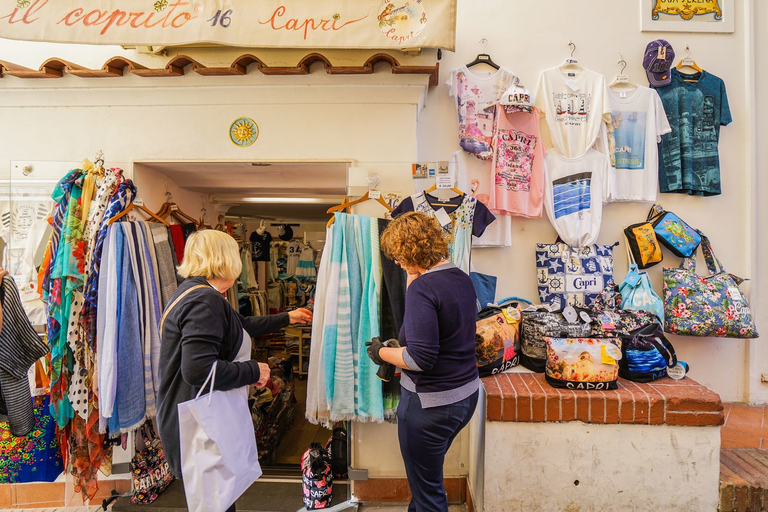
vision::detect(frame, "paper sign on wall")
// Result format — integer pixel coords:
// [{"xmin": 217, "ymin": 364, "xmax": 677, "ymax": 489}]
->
[{"xmin": 0, "ymin": 0, "xmax": 457, "ymax": 50}]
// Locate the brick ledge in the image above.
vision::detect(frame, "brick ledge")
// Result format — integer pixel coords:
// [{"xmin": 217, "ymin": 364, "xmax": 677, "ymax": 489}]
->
[{"xmin": 483, "ymin": 373, "xmax": 724, "ymax": 427}]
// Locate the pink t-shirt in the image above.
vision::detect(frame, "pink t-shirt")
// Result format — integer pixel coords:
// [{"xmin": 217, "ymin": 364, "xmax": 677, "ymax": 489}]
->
[{"xmin": 489, "ymin": 106, "xmax": 546, "ymax": 217}]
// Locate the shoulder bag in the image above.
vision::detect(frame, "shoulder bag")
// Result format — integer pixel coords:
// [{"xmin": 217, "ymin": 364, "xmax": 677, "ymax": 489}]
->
[
  {"xmin": 544, "ymin": 336, "xmax": 622, "ymax": 390},
  {"xmin": 618, "ymin": 323, "xmax": 685, "ymax": 383},
  {"xmin": 647, "ymin": 204, "xmax": 701, "ymax": 258}
]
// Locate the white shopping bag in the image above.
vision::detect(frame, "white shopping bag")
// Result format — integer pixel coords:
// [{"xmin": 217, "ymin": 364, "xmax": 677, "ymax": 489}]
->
[{"xmin": 178, "ymin": 363, "xmax": 262, "ymax": 512}]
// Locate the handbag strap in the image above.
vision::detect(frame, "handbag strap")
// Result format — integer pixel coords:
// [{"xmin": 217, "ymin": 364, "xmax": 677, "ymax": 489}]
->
[
  {"xmin": 196, "ymin": 362, "xmax": 218, "ymax": 403},
  {"xmin": 698, "ymin": 230, "xmax": 725, "ymax": 275},
  {"xmin": 630, "ymin": 324, "xmax": 678, "ymax": 368},
  {"xmin": 497, "ymin": 296, "xmax": 534, "ymax": 307},
  {"xmin": 159, "ymin": 284, "xmax": 210, "ymax": 333},
  {"xmin": 624, "ymin": 232, "xmax": 636, "ymax": 267},
  {"xmin": 646, "ymin": 204, "xmax": 665, "ymax": 222}
]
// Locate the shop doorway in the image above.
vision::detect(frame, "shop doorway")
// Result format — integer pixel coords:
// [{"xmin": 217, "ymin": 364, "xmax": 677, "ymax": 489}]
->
[{"xmin": 133, "ymin": 160, "xmax": 350, "ymax": 475}]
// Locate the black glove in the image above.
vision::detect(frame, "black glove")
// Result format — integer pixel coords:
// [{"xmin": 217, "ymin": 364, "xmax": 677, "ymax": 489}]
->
[
  {"xmin": 377, "ymin": 362, "xmax": 396, "ymax": 382},
  {"xmin": 366, "ymin": 337, "xmax": 387, "ymax": 365}
]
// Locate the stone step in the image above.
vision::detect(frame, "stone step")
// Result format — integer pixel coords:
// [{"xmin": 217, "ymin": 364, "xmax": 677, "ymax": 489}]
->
[{"xmin": 720, "ymin": 449, "xmax": 768, "ymax": 511}]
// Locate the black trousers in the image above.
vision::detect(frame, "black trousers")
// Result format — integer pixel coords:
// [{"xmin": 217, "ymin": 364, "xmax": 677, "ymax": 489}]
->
[
  {"xmin": 226, "ymin": 504, "xmax": 236, "ymax": 512},
  {"xmin": 397, "ymin": 388, "xmax": 479, "ymax": 512}
]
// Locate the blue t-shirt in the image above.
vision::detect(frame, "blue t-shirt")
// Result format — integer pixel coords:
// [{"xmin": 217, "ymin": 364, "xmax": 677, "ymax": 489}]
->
[{"xmin": 653, "ymin": 68, "xmax": 732, "ymax": 196}]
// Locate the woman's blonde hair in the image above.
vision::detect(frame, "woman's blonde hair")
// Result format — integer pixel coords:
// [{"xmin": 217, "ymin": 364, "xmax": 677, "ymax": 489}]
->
[
  {"xmin": 177, "ymin": 229, "xmax": 243, "ymax": 280},
  {"xmin": 380, "ymin": 211, "xmax": 448, "ymax": 269}
]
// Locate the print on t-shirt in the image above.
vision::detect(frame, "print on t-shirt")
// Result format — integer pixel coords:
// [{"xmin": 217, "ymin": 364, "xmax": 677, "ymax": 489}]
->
[
  {"xmin": 456, "ymin": 71, "xmax": 496, "ymax": 158},
  {"xmin": 607, "ymin": 110, "xmax": 648, "ymax": 170},
  {"xmin": 494, "ymin": 128, "xmax": 537, "ymax": 192},
  {"xmin": 554, "ymin": 92, "xmax": 592, "ymax": 126},
  {"xmin": 552, "ymin": 172, "xmax": 592, "ymax": 219}
]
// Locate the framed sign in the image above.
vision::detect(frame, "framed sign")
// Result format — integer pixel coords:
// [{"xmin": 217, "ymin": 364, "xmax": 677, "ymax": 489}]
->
[{"xmin": 641, "ymin": 0, "xmax": 734, "ymax": 33}]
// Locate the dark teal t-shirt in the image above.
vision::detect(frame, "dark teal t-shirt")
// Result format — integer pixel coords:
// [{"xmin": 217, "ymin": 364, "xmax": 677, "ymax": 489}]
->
[{"xmin": 653, "ymin": 68, "xmax": 732, "ymax": 196}]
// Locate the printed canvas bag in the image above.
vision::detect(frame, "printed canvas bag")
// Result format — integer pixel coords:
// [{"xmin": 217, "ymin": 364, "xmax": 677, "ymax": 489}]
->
[
  {"xmin": 475, "ymin": 300, "xmax": 525, "ymax": 376},
  {"xmin": 618, "ymin": 324, "xmax": 684, "ymax": 383},
  {"xmin": 620, "ymin": 239, "xmax": 665, "ymax": 323},
  {"xmin": 302, "ymin": 443, "xmax": 334, "ymax": 510},
  {"xmin": 520, "ymin": 306, "xmax": 592, "ymax": 373},
  {"xmin": 663, "ymin": 230, "xmax": 758, "ymax": 338},
  {"xmin": 623, "ymin": 221, "xmax": 662, "ymax": 269},
  {"xmin": 536, "ymin": 240, "xmax": 618, "ymax": 309},
  {"xmin": 647, "ymin": 204, "xmax": 701, "ymax": 258},
  {"xmin": 545, "ymin": 337, "xmax": 622, "ymax": 390}
]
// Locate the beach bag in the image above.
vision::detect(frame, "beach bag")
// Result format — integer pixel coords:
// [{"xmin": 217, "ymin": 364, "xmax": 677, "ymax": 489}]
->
[
  {"xmin": 520, "ymin": 305, "xmax": 592, "ymax": 373},
  {"xmin": 545, "ymin": 336, "xmax": 622, "ymax": 390},
  {"xmin": 470, "ymin": 271, "xmax": 497, "ymax": 313},
  {"xmin": 536, "ymin": 240, "xmax": 618, "ymax": 309},
  {"xmin": 178, "ymin": 364, "xmax": 262, "ymax": 512},
  {"xmin": 475, "ymin": 298, "xmax": 526, "ymax": 376},
  {"xmin": 647, "ymin": 205, "xmax": 701, "ymax": 258},
  {"xmin": 623, "ymin": 221, "xmax": 663, "ymax": 269},
  {"xmin": 618, "ymin": 324, "xmax": 686, "ymax": 383},
  {"xmin": 663, "ymin": 231, "xmax": 758, "ymax": 338},
  {"xmin": 130, "ymin": 422, "xmax": 174, "ymax": 504},
  {"xmin": 620, "ymin": 239, "xmax": 665, "ymax": 323},
  {"xmin": 325, "ymin": 426, "xmax": 348, "ymax": 479},
  {"xmin": 302, "ymin": 443, "xmax": 334, "ymax": 510},
  {"xmin": 589, "ymin": 284, "xmax": 658, "ymax": 338}
]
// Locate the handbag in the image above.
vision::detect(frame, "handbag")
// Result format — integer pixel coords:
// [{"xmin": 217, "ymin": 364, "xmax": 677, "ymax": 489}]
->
[
  {"xmin": 178, "ymin": 364, "xmax": 263, "ymax": 512},
  {"xmin": 130, "ymin": 421, "xmax": 174, "ymax": 504},
  {"xmin": 474, "ymin": 298, "xmax": 528, "ymax": 376},
  {"xmin": 536, "ymin": 239, "xmax": 618, "ymax": 309},
  {"xmin": 590, "ymin": 284, "xmax": 658, "ymax": 338},
  {"xmin": 301, "ymin": 443, "xmax": 334, "ymax": 510},
  {"xmin": 663, "ymin": 230, "xmax": 759, "ymax": 338},
  {"xmin": 618, "ymin": 324, "xmax": 685, "ymax": 383},
  {"xmin": 520, "ymin": 305, "xmax": 593, "ymax": 373},
  {"xmin": 619, "ymin": 238, "xmax": 665, "ymax": 323},
  {"xmin": 623, "ymin": 221, "xmax": 662, "ymax": 269},
  {"xmin": 544, "ymin": 336, "xmax": 622, "ymax": 390},
  {"xmin": 647, "ymin": 204, "xmax": 701, "ymax": 258},
  {"xmin": 470, "ymin": 271, "xmax": 498, "ymax": 313}
]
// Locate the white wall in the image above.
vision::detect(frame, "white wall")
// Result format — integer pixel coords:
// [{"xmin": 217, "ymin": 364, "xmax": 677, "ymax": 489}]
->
[{"xmin": 416, "ymin": 0, "xmax": 763, "ymax": 403}]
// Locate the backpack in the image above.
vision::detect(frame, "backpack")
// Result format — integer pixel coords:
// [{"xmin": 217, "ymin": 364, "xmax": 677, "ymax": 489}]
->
[
  {"xmin": 301, "ymin": 443, "xmax": 333, "ymax": 510},
  {"xmin": 325, "ymin": 427, "xmax": 348, "ymax": 479}
]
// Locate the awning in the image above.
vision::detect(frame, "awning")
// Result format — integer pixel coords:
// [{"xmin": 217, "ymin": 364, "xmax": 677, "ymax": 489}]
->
[{"xmin": 0, "ymin": 0, "xmax": 457, "ymax": 50}]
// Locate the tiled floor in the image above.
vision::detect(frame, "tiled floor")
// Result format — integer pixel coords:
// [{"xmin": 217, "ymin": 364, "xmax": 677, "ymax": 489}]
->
[{"xmin": 721, "ymin": 403, "xmax": 768, "ymax": 449}]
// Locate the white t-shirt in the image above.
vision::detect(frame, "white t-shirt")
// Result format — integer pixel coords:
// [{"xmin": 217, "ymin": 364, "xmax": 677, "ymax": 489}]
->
[
  {"xmin": 447, "ymin": 66, "xmax": 517, "ymax": 160},
  {"xmin": 535, "ymin": 67, "xmax": 611, "ymax": 158},
  {"xmin": 416, "ymin": 151, "xmax": 513, "ymax": 247},
  {"xmin": 286, "ymin": 240, "xmax": 303, "ymax": 276},
  {"xmin": 543, "ymin": 149, "xmax": 609, "ymax": 247},
  {"xmin": 601, "ymin": 86, "xmax": 671, "ymax": 202}
]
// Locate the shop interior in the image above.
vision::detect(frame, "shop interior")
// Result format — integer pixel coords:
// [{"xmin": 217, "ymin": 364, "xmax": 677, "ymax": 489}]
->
[{"xmin": 132, "ymin": 160, "xmax": 350, "ymax": 472}]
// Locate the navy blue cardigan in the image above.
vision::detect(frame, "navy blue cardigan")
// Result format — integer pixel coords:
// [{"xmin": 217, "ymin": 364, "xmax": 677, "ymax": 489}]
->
[{"xmin": 156, "ymin": 276, "xmax": 289, "ymax": 478}]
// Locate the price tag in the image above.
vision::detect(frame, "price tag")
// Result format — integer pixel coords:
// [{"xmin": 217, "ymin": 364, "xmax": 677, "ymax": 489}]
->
[
  {"xmin": 604, "ymin": 343, "xmax": 622, "ymax": 361},
  {"xmin": 667, "ymin": 363, "xmax": 687, "ymax": 380},
  {"xmin": 503, "ymin": 307, "xmax": 521, "ymax": 324},
  {"xmin": 436, "ymin": 175, "xmax": 454, "ymax": 189},
  {"xmin": 562, "ymin": 306, "xmax": 578, "ymax": 323},
  {"xmin": 368, "ymin": 190, "xmax": 382, "ymax": 199},
  {"xmin": 601, "ymin": 345, "xmax": 616, "ymax": 365},
  {"xmin": 170, "ymin": 204, "xmax": 179, "ymax": 211},
  {"xmin": 565, "ymin": 80, "xmax": 580, "ymax": 91},
  {"xmin": 579, "ymin": 311, "xmax": 592, "ymax": 324},
  {"xmin": 434, "ymin": 208, "xmax": 451, "ymax": 227},
  {"xmin": 133, "ymin": 198, "xmax": 144, "ymax": 207},
  {"xmin": 728, "ymin": 287, "xmax": 743, "ymax": 301}
]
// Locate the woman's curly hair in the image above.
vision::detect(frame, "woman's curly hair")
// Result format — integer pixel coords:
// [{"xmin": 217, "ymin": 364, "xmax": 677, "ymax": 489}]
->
[{"xmin": 380, "ymin": 211, "xmax": 448, "ymax": 269}]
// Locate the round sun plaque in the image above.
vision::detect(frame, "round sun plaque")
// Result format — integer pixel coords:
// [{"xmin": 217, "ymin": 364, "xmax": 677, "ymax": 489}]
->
[{"xmin": 229, "ymin": 117, "xmax": 259, "ymax": 147}]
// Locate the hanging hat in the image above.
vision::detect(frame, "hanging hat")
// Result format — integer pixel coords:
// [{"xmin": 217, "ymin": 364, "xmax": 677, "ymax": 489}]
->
[
  {"xmin": 278, "ymin": 224, "xmax": 293, "ymax": 241},
  {"xmin": 643, "ymin": 39, "xmax": 675, "ymax": 87},
  {"xmin": 500, "ymin": 83, "xmax": 535, "ymax": 114}
]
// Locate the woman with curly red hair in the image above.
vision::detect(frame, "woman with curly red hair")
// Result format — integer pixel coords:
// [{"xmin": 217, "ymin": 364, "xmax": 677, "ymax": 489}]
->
[{"xmin": 368, "ymin": 211, "xmax": 479, "ymax": 512}]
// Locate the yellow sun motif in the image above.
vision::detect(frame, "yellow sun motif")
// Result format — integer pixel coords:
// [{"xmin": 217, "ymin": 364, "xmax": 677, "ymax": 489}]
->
[{"xmin": 229, "ymin": 118, "xmax": 259, "ymax": 147}]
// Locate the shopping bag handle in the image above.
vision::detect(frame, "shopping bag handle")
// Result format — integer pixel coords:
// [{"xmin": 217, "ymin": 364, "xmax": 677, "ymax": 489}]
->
[{"xmin": 196, "ymin": 362, "xmax": 217, "ymax": 404}]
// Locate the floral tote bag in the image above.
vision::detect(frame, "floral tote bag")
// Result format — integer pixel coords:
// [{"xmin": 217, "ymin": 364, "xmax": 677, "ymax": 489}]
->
[{"xmin": 663, "ymin": 230, "xmax": 758, "ymax": 338}]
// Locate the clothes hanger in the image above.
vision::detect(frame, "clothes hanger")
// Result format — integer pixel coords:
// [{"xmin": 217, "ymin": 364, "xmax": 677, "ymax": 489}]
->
[
  {"xmin": 107, "ymin": 199, "xmax": 170, "ymax": 226},
  {"xmin": 197, "ymin": 196, "xmax": 212, "ymax": 229},
  {"xmin": 424, "ymin": 181, "xmax": 464, "ymax": 197},
  {"xmin": 326, "ymin": 192, "xmax": 394, "ymax": 228},
  {"xmin": 609, "ymin": 54, "xmax": 638, "ymax": 91},
  {"xmin": 559, "ymin": 40, "xmax": 583, "ymax": 73},
  {"xmin": 156, "ymin": 191, "xmax": 199, "ymax": 225},
  {"xmin": 466, "ymin": 38, "xmax": 500, "ymax": 71},
  {"xmin": 676, "ymin": 45, "xmax": 703, "ymax": 81}
]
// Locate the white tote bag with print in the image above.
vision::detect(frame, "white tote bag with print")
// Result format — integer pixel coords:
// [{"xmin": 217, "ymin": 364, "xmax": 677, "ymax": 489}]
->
[{"xmin": 178, "ymin": 363, "xmax": 262, "ymax": 512}]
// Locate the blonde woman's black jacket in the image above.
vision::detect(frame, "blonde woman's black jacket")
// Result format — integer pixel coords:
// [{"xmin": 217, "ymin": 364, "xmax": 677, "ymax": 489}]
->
[{"xmin": 156, "ymin": 276, "xmax": 289, "ymax": 478}]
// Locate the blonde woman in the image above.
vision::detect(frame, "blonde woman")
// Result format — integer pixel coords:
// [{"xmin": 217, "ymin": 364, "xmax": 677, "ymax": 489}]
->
[{"xmin": 157, "ymin": 230, "xmax": 311, "ymax": 511}]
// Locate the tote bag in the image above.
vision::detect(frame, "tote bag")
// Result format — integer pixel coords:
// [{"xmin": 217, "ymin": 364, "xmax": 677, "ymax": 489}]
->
[
  {"xmin": 178, "ymin": 364, "xmax": 262, "ymax": 512},
  {"xmin": 647, "ymin": 204, "xmax": 701, "ymax": 258},
  {"xmin": 536, "ymin": 240, "xmax": 618, "ymax": 309},
  {"xmin": 663, "ymin": 231, "xmax": 759, "ymax": 339}
]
